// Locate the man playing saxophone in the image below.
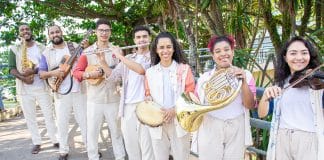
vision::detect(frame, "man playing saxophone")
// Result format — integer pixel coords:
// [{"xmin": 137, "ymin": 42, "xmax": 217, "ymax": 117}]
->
[{"xmin": 8, "ymin": 24, "xmax": 59, "ymax": 154}]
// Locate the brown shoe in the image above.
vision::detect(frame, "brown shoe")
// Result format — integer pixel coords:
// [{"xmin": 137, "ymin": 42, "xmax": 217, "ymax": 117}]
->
[
  {"xmin": 53, "ymin": 143, "xmax": 59, "ymax": 148},
  {"xmin": 98, "ymin": 151, "xmax": 102, "ymax": 158},
  {"xmin": 31, "ymin": 145, "xmax": 41, "ymax": 154},
  {"xmin": 58, "ymin": 154, "xmax": 68, "ymax": 160}
]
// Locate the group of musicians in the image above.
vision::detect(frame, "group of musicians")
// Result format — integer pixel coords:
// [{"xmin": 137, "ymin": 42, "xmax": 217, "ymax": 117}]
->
[{"xmin": 8, "ymin": 18, "xmax": 323, "ymax": 160}]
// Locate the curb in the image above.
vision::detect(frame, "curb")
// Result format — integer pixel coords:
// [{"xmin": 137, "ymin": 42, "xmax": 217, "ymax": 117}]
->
[{"xmin": 0, "ymin": 105, "xmax": 22, "ymax": 122}]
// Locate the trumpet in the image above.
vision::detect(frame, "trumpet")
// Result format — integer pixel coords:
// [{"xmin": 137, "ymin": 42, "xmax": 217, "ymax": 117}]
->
[{"xmin": 83, "ymin": 43, "xmax": 150, "ymax": 55}]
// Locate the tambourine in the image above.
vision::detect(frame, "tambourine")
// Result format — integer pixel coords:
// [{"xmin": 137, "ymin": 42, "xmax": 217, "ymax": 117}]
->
[{"xmin": 136, "ymin": 101, "xmax": 164, "ymax": 127}]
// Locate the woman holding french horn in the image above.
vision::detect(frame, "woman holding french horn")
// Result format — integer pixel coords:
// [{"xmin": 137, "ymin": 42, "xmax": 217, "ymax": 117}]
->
[
  {"xmin": 195, "ymin": 35, "xmax": 256, "ymax": 160},
  {"xmin": 144, "ymin": 32, "xmax": 195, "ymax": 160},
  {"xmin": 258, "ymin": 36, "xmax": 324, "ymax": 160}
]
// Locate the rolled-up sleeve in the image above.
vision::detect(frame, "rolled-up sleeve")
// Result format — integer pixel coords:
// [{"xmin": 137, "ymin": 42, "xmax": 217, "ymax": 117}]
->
[
  {"xmin": 38, "ymin": 55, "xmax": 48, "ymax": 71},
  {"xmin": 106, "ymin": 62, "xmax": 123, "ymax": 82},
  {"xmin": 73, "ymin": 55, "xmax": 88, "ymax": 82},
  {"xmin": 185, "ymin": 67, "xmax": 196, "ymax": 93}
]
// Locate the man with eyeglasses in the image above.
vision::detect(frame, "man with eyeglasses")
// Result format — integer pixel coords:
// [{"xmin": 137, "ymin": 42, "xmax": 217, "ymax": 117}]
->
[
  {"xmin": 39, "ymin": 24, "xmax": 88, "ymax": 160},
  {"xmin": 73, "ymin": 19, "xmax": 126, "ymax": 160},
  {"xmin": 104, "ymin": 26, "xmax": 155, "ymax": 160}
]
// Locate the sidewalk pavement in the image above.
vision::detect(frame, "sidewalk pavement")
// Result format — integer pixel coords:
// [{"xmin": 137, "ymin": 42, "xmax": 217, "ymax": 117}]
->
[{"xmin": 0, "ymin": 107, "xmax": 198, "ymax": 160}]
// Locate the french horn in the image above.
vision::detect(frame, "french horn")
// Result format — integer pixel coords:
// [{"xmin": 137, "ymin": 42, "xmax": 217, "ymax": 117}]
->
[{"xmin": 176, "ymin": 67, "xmax": 242, "ymax": 132}]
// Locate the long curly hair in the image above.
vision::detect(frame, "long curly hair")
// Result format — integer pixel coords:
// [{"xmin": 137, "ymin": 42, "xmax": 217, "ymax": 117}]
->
[
  {"xmin": 150, "ymin": 32, "xmax": 188, "ymax": 65},
  {"xmin": 275, "ymin": 36, "xmax": 321, "ymax": 87}
]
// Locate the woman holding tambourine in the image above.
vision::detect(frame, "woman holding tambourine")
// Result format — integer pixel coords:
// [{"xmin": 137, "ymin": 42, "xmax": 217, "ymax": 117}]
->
[{"xmin": 143, "ymin": 32, "xmax": 195, "ymax": 160}]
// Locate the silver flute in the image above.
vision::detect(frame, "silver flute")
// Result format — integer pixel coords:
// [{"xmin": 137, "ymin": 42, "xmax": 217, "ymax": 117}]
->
[{"xmin": 83, "ymin": 43, "xmax": 150, "ymax": 55}]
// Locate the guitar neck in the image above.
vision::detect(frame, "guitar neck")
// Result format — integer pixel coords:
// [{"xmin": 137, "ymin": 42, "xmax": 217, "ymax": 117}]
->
[{"xmin": 66, "ymin": 46, "xmax": 84, "ymax": 65}]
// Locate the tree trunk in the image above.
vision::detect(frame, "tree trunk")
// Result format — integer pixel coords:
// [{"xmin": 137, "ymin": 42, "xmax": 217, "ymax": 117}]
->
[
  {"xmin": 202, "ymin": 10, "xmax": 218, "ymax": 35},
  {"xmin": 208, "ymin": 0, "xmax": 225, "ymax": 35},
  {"xmin": 280, "ymin": 0, "xmax": 292, "ymax": 42},
  {"xmin": 172, "ymin": 0, "xmax": 198, "ymax": 75},
  {"xmin": 259, "ymin": 0, "xmax": 282, "ymax": 54},
  {"xmin": 299, "ymin": 0, "xmax": 313, "ymax": 36},
  {"xmin": 315, "ymin": 0, "xmax": 321, "ymax": 30}
]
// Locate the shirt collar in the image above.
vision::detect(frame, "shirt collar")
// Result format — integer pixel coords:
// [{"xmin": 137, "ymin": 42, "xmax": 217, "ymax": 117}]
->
[{"xmin": 157, "ymin": 60, "xmax": 177, "ymax": 71}]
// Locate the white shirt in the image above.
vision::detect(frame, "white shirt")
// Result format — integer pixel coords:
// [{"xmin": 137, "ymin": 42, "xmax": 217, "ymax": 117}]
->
[
  {"xmin": 23, "ymin": 44, "xmax": 44, "ymax": 91},
  {"xmin": 279, "ymin": 85, "xmax": 316, "ymax": 132},
  {"xmin": 53, "ymin": 47, "xmax": 80, "ymax": 93},
  {"xmin": 161, "ymin": 65, "xmax": 175, "ymax": 108},
  {"xmin": 125, "ymin": 54, "xmax": 147, "ymax": 104}
]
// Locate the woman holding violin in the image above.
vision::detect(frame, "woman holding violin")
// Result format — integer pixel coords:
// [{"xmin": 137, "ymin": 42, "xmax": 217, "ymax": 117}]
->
[{"xmin": 258, "ymin": 36, "xmax": 324, "ymax": 160}]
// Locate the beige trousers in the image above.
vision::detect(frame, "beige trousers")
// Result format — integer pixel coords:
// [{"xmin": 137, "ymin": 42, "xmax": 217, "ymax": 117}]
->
[
  {"xmin": 151, "ymin": 121, "xmax": 190, "ymax": 160},
  {"xmin": 275, "ymin": 128, "xmax": 317, "ymax": 160},
  {"xmin": 54, "ymin": 92, "xmax": 87, "ymax": 154},
  {"xmin": 87, "ymin": 102, "xmax": 125, "ymax": 160},
  {"xmin": 120, "ymin": 103, "xmax": 155, "ymax": 160},
  {"xmin": 198, "ymin": 114, "xmax": 245, "ymax": 160},
  {"xmin": 19, "ymin": 89, "xmax": 58, "ymax": 145}
]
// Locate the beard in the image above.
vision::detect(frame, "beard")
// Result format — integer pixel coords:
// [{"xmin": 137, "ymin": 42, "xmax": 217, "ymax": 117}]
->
[
  {"xmin": 51, "ymin": 36, "xmax": 64, "ymax": 45},
  {"xmin": 21, "ymin": 34, "xmax": 33, "ymax": 42}
]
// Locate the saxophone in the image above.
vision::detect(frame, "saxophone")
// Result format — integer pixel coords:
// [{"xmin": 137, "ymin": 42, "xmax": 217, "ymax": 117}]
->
[{"xmin": 21, "ymin": 39, "xmax": 35, "ymax": 83}]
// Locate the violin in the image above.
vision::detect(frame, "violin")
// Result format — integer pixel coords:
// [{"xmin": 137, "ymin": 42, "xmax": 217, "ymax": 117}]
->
[{"xmin": 289, "ymin": 65, "xmax": 324, "ymax": 90}]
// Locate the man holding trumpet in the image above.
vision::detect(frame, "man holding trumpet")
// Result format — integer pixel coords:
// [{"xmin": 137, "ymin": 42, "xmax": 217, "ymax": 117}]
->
[{"xmin": 73, "ymin": 19, "xmax": 126, "ymax": 160}]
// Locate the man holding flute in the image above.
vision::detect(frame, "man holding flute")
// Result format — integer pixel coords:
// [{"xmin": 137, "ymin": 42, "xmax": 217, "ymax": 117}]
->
[
  {"xmin": 73, "ymin": 19, "xmax": 126, "ymax": 160},
  {"xmin": 104, "ymin": 26, "xmax": 155, "ymax": 160}
]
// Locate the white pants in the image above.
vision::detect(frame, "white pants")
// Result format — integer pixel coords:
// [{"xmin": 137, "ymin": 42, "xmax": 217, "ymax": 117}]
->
[
  {"xmin": 151, "ymin": 122, "xmax": 190, "ymax": 160},
  {"xmin": 54, "ymin": 92, "xmax": 87, "ymax": 154},
  {"xmin": 275, "ymin": 128, "xmax": 317, "ymax": 160},
  {"xmin": 121, "ymin": 103, "xmax": 155, "ymax": 160},
  {"xmin": 87, "ymin": 102, "xmax": 125, "ymax": 160},
  {"xmin": 198, "ymin": 114, "xmax": 245, "ymax": 160},
  {"xmin": 19, "ymin": 90, "xmax": 58, "ymax": 145}
]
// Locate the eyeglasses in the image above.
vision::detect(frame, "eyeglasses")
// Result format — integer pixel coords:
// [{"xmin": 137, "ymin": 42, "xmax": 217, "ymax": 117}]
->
[{"xmin": 97, "ymin": 29, "xmax": 111, "ymax": 34}]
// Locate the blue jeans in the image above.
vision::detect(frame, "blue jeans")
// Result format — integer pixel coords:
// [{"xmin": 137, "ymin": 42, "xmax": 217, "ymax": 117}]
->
[{"xmin": 0, "ymin": 94, "xmax": 4, "ymax": 111}]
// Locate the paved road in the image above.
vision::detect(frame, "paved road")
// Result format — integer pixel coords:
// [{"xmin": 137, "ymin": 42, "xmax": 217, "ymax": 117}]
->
[
  {"xmin": 0, "ymin": 109, "xmax": 115, "ymax": 160},
  {"xmin": 0, "ymin": 108, "xmax": 198, "ymax": 160}
]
